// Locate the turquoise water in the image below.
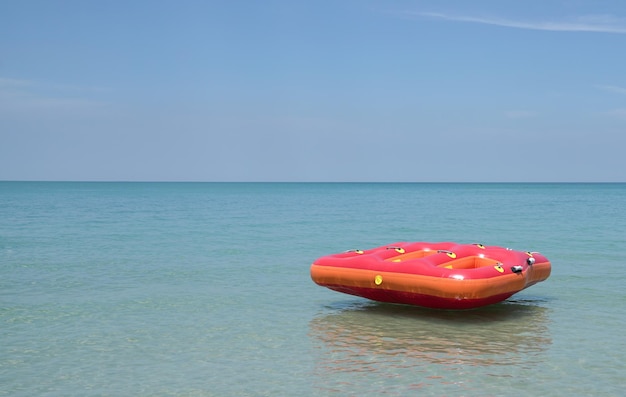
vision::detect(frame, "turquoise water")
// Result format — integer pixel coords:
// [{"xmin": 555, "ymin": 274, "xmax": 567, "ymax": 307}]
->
[{"xmin": 1, "ymin": 182, "xmax": 624, "ymax": 396}]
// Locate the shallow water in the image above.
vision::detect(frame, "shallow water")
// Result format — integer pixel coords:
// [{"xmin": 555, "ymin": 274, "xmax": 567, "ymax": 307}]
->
[{"xmin": 1, "ymin": 182, "xmax": 624, "ymax": 396}]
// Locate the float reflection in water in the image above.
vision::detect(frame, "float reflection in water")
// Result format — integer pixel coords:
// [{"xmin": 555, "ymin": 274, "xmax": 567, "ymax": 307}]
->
[{"xmin": 309, "ymin": 300, "xmax": 551, "ymax": 393}]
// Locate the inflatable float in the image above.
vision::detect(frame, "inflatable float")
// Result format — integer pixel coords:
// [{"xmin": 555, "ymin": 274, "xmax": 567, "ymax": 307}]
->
[{"xmin": 310, "ymin": 242, "xmax": 551, "ymax": 310}]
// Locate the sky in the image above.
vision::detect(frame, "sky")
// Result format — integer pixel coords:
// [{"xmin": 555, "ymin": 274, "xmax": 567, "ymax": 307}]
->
[{"xmin": 1, "ymin": 0, "xmax": 625, "ymax": 182}]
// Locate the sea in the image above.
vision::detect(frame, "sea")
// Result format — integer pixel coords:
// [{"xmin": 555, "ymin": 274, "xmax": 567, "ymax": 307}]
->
[{"xmin": 1, "ymin": 182, "xmax": 624, "ymax": 396}]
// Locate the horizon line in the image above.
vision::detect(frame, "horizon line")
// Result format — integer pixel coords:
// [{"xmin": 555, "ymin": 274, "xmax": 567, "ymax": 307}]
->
[{"xmin": 1, "ymin": 180, "xmax": 624, "ymax": 184}]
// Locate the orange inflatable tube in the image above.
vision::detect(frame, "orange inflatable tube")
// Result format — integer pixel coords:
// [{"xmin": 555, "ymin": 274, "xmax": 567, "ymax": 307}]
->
[{"xmin": 310, "ymin": 242, "xmax": 551, "ymax": 309}]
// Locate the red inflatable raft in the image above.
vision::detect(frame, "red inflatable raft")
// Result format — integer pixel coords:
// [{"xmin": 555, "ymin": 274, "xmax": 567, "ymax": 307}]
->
[{"xmin": 311, "ymin": 242, "xmax": 551, "ymax": 310}]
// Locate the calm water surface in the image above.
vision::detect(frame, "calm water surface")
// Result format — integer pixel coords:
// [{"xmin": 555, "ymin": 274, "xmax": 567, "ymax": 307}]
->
[{"xmin": 1, "ymin": 182, "xmax": 624, "ymax": 396}]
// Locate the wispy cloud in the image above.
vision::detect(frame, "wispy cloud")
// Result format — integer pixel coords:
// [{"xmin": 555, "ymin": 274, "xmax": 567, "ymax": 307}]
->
[
  {"xmin": 0, "ymin": 77, "xmax": 34, "ymax": 88},
  {"xmin": 408, "ymin": 12, "xmax": 626, "ymax": 34},
  {"xmin": 595, "ymin": 84, "xmax": 626, "ymax": 95},
  {"xmin": 603, "ymin": 108, "xmax": 626, "ymax": 119},
  {"xmin": 0, "ymin": 77, "xmax": 109, "ymax": 118},
  {"xmin": 504, "ymin": 110, "xmax": 538, "ymax": 119}
]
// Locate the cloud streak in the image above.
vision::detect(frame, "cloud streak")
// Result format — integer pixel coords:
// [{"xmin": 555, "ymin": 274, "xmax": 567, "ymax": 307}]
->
[
  {"xmin": 504, "ymin": 110, "xmax": 538, "ymax": 119},
  {"xmin": 603, "ymin": 108, "xmax": 626, "ymax": 119},
  {"xmin": 595, "ymin": 84, "xmax": 626, "ymax": 95},
  {"xmin": 0, "ymin": 77, "xmax": 110, "ymax": 94},
  {"xmin": 0, "ymin": 76, "xmax": 109, "ymax": 118},
  {"xmin": 410, "ymin": 12, "xmax": 626, "ymax": 34},
  {"xmin": 0, "ymin": 77, "xmax": 34, "ymax": 89}
]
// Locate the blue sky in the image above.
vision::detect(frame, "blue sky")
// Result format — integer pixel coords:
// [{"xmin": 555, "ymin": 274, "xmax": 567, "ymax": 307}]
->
[{"xmin": 1, "ymin": 0, "xmax": 625, "ymax": 182}]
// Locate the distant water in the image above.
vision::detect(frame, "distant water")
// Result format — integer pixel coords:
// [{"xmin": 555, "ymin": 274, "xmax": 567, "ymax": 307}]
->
[{"xmin": 1, "ymin": 182, "xmax": 625, "ymax": 396}]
